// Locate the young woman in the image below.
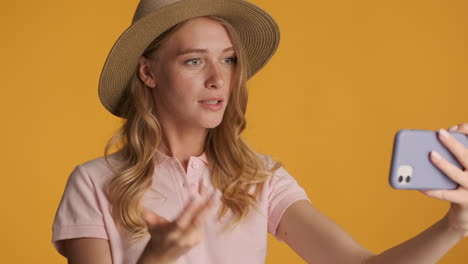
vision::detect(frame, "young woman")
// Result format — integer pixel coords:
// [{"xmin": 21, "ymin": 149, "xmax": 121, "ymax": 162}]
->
[{"xmin": 52, "ymin": 0, "xmax": 468, "ymax": 263}]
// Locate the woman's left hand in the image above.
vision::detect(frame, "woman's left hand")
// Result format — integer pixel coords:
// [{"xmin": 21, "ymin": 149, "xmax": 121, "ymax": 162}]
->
[{"xmin": 421, "ymin": 123, "xmax": 468, "ymax": 238}]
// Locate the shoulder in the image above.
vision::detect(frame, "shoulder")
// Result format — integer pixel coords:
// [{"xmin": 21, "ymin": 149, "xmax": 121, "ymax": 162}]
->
[
  {"xmin": 69, "ymin": 152, "xmax": 124, "ymax": 185},
  {"xmin": 77, "ymin": 153, "xmax": 122, "ymax": 173},
  {"xmin": 255, "ymin": 152, "xmax": 280, "ymax": 171},
  {"xmin": 253, "ymin": 153, "xmax": 300, "ymax": 187}
]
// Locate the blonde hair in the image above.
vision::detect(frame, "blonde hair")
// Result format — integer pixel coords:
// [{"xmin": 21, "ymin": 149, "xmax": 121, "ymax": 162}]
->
[{"xmin": 104, "ymin": 16, "xmax": 281, "ymax": 241}]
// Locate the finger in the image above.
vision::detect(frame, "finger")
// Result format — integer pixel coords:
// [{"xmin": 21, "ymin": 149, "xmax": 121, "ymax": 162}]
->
[
  {"xmin": 167, "ymin": 193, "xmax": 213, "ymax": 241},
  {"xmin": 211, "ymin": 189, "xmax": 222, "ymax": 207},
  {"xmin": 170, "ymin": 189, "xmax": 220, "ymax": 234},
  {"xmin": 177, "ymin": 222, "xmax": 204, "ymax": 249},
  {"xmin": 168, "ymin": 191, "xmax": 221, "ymax": 243},
  {"xmin": 437, "ymin": 129, "xmax": 468, "ymax": 168},
  {"xmin": 174, "ymin": 231, "xmax": 202, "ymax": 250},
  {"xmin": 172, "ymin": 191, "xmax": 217, "ymax": 249},
  {"xmin": 176, "ymin": 191, "xmax": 216, "ymax": 233},
  {"xmin": 189, "ymin": 191, "xmax": 219, "ymax": 226},
  {"xmin": 421, "ymin": 188, "xmax": 468, "ymax": 205},
  {"xmin": 142, "ymin": 208, "xmax": 165, "ymax": 225},
  {"xmin": 199, "ymin": 177, "xmax": 208, "ymax": 197},
  {"xmin": 430, "ymin": 151, "xmax": 468, "ymax": 188},
  {"xmin": 191, "ymin": 201, "xmax": 214, "ymax": 226},
  {"xmin": 174, "ymin": 195, "xmax": 205, "ymax": 230},
  {"xmin": 448, "ymin": 123, "xmax": 468, "ymax": 134},
  {"xmin": 165, "ymin": 197, "xmax": 203, "ymax": 241},
  {"xmin": 142, "ymin": 208, "xmax": 169, "ymax": 228}
]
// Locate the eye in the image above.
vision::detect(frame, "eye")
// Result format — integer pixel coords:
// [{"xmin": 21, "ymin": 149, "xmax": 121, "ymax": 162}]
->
[
  {"xmin": 224, "ymin": 57, "xmax": 237, "ymax": 64},
  {"xmin": 186, "ymin": 58, "xmax": 201, "ymax": 65}
]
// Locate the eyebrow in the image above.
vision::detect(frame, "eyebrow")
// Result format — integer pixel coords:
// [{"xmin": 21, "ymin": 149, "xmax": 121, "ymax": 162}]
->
[{"xmin": 176, "ymin": 47, "xmax": 234, "ymax": 56}]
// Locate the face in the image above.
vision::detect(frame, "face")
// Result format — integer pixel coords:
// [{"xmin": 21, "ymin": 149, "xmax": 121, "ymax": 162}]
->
[{"xmin": 139, "ymin": 17, "xmax": 236, "ymax": 131}]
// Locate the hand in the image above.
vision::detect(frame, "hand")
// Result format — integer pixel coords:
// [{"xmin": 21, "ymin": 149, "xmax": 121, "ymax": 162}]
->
[
  {"xmin": 139, "ymin": 180, "xmax": 219, "ymax": 263},
  {"xmin": 421, "ymin": 124, "xmax": 468, "ymax": 238}
]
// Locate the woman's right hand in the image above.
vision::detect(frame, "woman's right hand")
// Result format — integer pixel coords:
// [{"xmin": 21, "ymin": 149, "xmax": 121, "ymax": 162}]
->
[{"xmin": 138, "ymin": 182, "xmax": 218, "ymax": 264}]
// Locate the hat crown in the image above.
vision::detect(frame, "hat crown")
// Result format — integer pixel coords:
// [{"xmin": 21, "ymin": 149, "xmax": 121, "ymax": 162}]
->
[{"xmin": 132, "ymin": 0, "xmax": 180, "ymax": 24}]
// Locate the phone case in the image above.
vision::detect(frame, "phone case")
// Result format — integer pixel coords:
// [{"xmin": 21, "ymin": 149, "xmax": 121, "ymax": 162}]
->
[{"xmin": 389, "ymin": 129, "xmax": 468, "ymax": 190}]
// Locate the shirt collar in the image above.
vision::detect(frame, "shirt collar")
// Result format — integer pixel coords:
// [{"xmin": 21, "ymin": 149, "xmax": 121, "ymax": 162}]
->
[{"xmin": 154, "ymin": 149, "xmax": 208, "ymax": 165}]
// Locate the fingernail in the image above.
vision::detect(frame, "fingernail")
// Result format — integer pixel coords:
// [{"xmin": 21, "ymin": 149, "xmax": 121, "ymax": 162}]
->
[
  {"xmin": 448, "ymin": 125, "xmax": 458, "ymax": 132},
  {"xmin": 431, "ymin": 151, "xmax": 442, "ymax": 160},
  {"xmin": 438, "ymin": 128, "xmax": 450, "ymax": 140}
]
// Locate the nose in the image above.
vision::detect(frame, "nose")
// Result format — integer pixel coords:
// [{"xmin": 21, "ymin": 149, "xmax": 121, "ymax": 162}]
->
[{"xmin": 204, "ymin": 62, "xmax": 225, "ymax": 89}]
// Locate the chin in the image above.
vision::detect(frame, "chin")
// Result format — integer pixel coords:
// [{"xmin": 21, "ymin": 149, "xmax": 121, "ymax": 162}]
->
[{"xmin": 201, "ymin": 118, "xmax": 224, "ymax": 129}]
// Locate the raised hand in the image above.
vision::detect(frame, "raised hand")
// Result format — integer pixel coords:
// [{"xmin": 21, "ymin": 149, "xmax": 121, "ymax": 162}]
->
[
  {"xmin": 138, "ymin": 179, "xmax": 219, "ymax": 263},
  {"xmin": 422, "ymin": 124, "xmax": 468, "ymax": 238}
]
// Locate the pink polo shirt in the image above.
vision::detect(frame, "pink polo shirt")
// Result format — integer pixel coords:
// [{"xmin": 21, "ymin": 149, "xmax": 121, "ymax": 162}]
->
[{"xmin": 52, "ymin": 151, "xmax": 309, "ymax": 263}]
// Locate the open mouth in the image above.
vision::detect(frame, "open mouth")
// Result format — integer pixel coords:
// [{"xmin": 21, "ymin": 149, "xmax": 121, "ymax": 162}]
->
[
  {"xmin": 198, "ymin": 100, "xmax": 222, "ymax": 105},
  {"xmin": 198, "ymin": 99, "xmax": 224, "ymax": 111}
]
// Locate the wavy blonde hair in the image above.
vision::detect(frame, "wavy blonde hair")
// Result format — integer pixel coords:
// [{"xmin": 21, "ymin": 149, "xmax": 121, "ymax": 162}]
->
[{"xmin": 104, "ymin": 16, "xmax": 282, "ymax": 241}]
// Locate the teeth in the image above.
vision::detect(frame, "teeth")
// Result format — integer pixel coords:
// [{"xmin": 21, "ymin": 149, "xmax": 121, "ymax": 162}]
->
[{"xmin": 202, "ymin": 100, "xmax": 219, "ymax": 104}]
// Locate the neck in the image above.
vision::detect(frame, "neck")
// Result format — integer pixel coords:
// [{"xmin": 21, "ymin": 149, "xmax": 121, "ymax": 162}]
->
[{"xmin": 158, "ymin": 121, "xmax": 208, "ymax": 172}]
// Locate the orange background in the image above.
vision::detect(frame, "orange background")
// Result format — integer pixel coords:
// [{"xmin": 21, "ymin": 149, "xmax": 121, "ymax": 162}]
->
[{"xmin": 1, "ymin": 0, "xmax": 467, "ymax": 263}]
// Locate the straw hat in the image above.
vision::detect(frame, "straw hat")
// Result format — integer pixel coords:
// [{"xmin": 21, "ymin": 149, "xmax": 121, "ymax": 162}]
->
[{"xmin": 98, "ymin": 0, "xmax": 280, "ymax": 117}]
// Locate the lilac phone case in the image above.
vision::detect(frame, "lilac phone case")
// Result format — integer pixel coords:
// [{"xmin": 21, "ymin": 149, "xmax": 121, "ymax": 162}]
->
[{"xmin": 389, "ymin": 129, "xmax": 468, "ymax": 190}]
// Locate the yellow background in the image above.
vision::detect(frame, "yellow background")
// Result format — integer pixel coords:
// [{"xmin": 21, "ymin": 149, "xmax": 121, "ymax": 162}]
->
[{"xmin": 1, "ymin": 0, "xmax": 467, "ymax": 263}]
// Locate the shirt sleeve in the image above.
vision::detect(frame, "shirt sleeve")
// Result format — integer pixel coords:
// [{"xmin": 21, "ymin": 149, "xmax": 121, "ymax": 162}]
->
[
  {"xmin": 51, "ymin": 165, "xmax": 108, "ymax": 256},
  {"xmin": 265, "ymin": 156, "xmax": 310, "ymax": 240}
]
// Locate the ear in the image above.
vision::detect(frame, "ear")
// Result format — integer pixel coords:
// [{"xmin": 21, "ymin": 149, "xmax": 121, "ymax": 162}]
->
[{"xmin": 138, "ymin": 56, "xmax": 157, "ymax": 88}]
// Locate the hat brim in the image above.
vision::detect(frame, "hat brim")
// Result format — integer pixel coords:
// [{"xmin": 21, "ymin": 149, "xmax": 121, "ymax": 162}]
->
[{"xmin": 98, "ymin": 0, "xmax": 280, "ymax": 117}]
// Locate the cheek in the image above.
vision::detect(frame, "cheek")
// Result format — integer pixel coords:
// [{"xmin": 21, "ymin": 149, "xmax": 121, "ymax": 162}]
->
[
  {"xmin": 157, "ymin": 69, "xmax": 188, "ymax": 102},
  {"xmin": 226, "ymin": 68, "xmax": 236, "ymax": 90},
  {"xmin": 227, "ymin": 74, "xmax": 235, "ymax": 96},
  {"xmin": 159, "ymin": 86, "xmax": 189, "ymax": 108},
  {"xmin": 157, "ymin": 82, "xmax": 198, "ymax": 111}
]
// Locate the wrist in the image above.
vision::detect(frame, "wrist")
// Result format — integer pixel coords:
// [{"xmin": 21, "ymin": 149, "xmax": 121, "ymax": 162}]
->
[{"xmin": 441, "ymin": 211, "xmax": 467, "ymax": 239}]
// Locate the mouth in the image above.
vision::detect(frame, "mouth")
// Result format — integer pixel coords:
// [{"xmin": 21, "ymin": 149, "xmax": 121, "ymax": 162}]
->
[
  {"xmin": 198, "ymin": 100, "xmax": 223, "ymax": 105},
  {"xmin": 198, "ymin": 99, "xmax": 224, "ymax": 111}
]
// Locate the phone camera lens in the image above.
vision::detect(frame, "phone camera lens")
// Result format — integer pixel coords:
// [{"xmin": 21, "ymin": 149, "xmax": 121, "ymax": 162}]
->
[
  {"xmin": 398, "ymin": 176, "xmax": 403, "ymax": 183},
  {"xmin": 405, "ymin": 176, "xmax": 411, "ymax": 183}
]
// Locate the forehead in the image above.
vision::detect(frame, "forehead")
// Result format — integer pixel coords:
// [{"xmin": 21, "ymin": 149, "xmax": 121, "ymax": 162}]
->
[{"xmin": 165, "ymin": 17, "xmax": 233, "ymax": 50}]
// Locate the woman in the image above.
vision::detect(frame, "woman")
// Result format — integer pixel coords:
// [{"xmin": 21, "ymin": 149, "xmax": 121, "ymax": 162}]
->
[{"xmin": 52, "ymin": 0, "xmax": 468, "ymax": 263}]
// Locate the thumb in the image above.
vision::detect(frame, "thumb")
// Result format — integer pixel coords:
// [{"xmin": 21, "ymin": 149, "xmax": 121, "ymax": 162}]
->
[{"xmin": 142, "ymin": 208, "xmax": 168, "ymax": 227}]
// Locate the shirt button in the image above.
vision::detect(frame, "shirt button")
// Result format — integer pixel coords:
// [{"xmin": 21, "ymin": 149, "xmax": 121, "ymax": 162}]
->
[{"xmin": 192, "ymin": 162, "xmax": 199, "ymax": 169}]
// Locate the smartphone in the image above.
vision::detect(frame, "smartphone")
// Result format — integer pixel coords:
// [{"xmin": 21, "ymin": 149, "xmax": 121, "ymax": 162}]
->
[{"xmin": 389, "ymin": 129, "xmax": 468, "ymax": 190}]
